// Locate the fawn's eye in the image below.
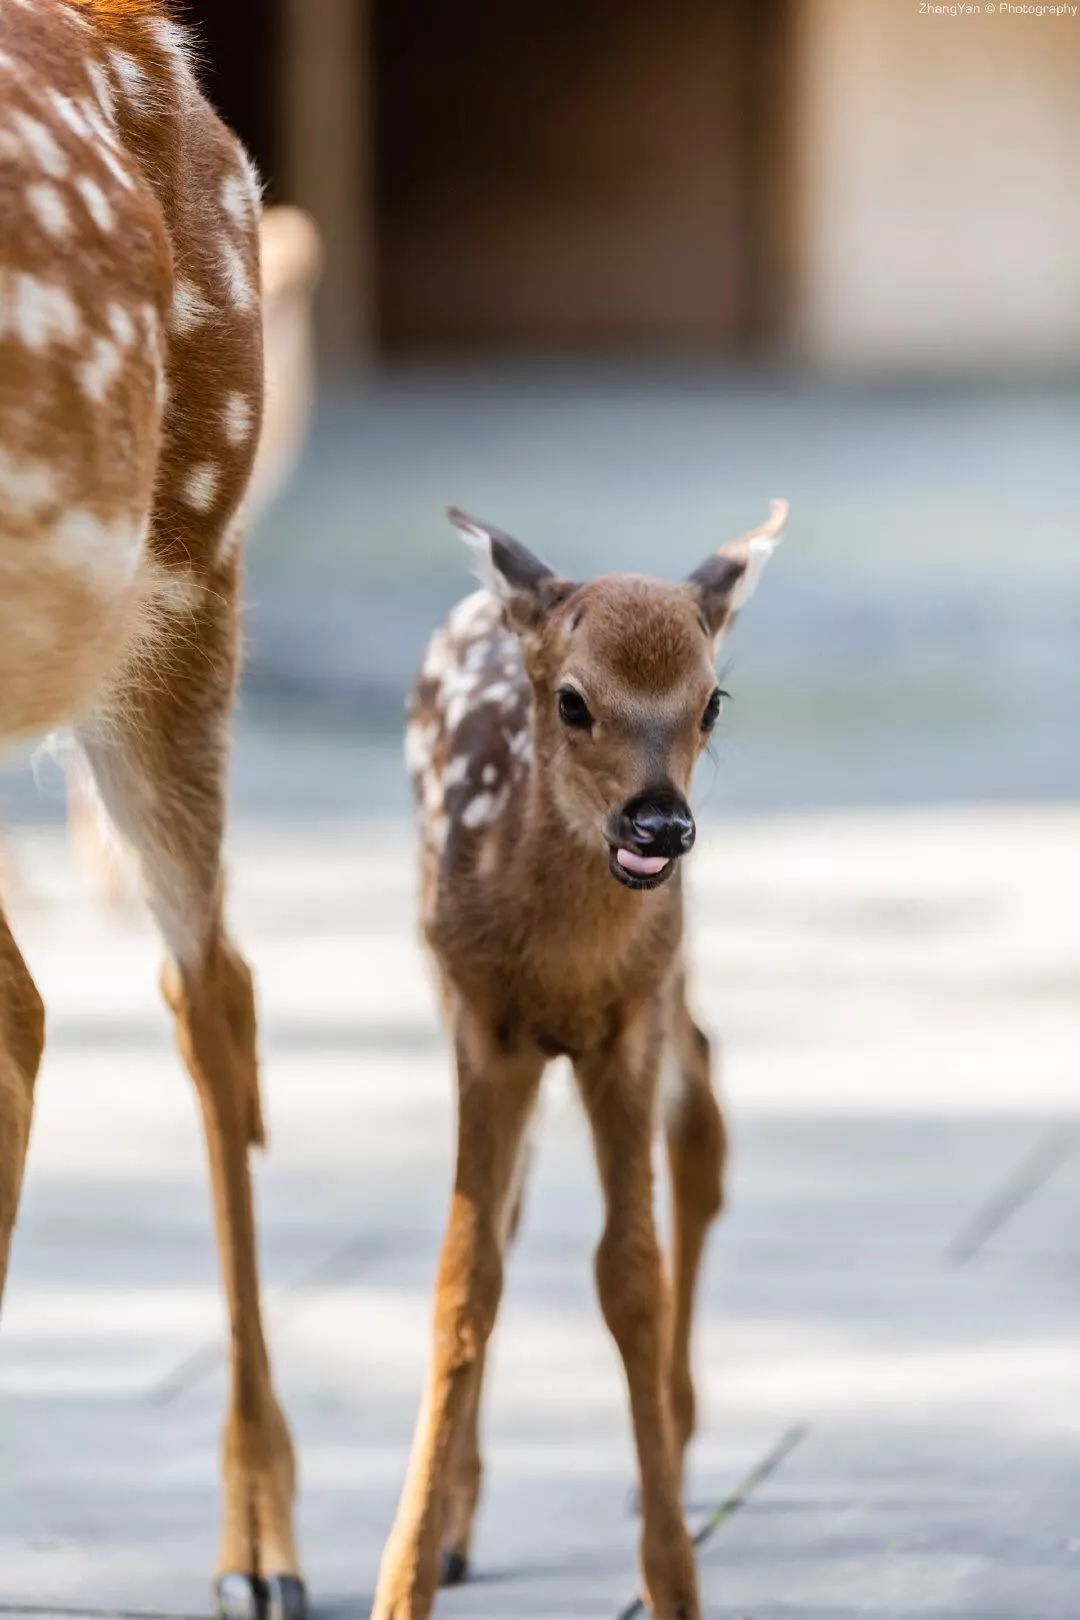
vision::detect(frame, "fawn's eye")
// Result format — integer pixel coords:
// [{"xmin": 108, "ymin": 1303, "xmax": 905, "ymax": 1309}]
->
[
  {"xmin": 700, "ymin": 687, "xmax": 728, "ymax": 733},
  {"xmin": 557, "ymin": 686, "xmax": 593, "ymax": 729}
]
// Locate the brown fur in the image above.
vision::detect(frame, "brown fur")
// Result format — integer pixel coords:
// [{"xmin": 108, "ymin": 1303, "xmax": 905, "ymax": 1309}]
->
[
  {"xmin": 0, "ymin": 1, "xmax": 301, "ymax": 1606},
  {"xmin": 380, "ymin": 504, "xmax": 787, "ymax": 1619}
]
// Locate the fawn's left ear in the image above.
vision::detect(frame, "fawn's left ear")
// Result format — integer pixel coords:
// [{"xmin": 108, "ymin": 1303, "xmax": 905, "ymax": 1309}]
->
[
  {"xmin": 686, "ymin": 498, "xmax": 789, "ymax": 639},
  {"xmin": 447, "ymin": 507, "xmax": 576, "ymax": 630}
]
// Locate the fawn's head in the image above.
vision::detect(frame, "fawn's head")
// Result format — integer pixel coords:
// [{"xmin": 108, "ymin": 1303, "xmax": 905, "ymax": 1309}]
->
[{"xmin": 449, "ymin": 501, "xmax": 787, "ymax": 891}]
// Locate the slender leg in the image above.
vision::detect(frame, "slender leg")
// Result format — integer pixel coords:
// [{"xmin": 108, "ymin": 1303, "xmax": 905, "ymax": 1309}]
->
[
  {"xmin": 437, "ymin": 1347, "xmax": 484, "ymax": 1586},
  {"xmin": 439, "ymin": 1124, "xmax": 533, "ymax": 1586},
  {"xmin": 79, "ymin": 565, "xmax": 303, "ymax": 1620},
  {"xmin": 372, "ymin": 1014, "xmax": 542, "ymax": 1620},
  {"xmin": 0, "ymin": 909, "xmax": 45, "ymax": 1299},
  {"xmin": 576, "ymin": 1007, "xmax": 699, "ymax": 1620},
  {"xmin": 665, "ymin": 982, "xmax": 726, "ymax": 1477}
]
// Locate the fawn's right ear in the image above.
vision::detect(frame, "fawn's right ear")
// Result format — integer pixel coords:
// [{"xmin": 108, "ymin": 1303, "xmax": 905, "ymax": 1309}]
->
[{"xmin": 447, "ymin": 507, "xmax": 575, "ymax": 631}]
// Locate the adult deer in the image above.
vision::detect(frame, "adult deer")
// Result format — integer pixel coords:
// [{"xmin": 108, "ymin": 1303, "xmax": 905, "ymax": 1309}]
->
[
  {"xmin": 0, "ymin": 4, "xmax": 302, "ymax": 1616},
  {"xmin": 383, "ymin": 500, "xmax": 789, "ymax": 1619}
]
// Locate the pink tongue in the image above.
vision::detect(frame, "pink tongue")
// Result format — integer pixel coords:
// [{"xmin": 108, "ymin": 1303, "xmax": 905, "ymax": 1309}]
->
[{"xmin": 616, "ymin": 848, "xmax": 669, "ymax": 877}]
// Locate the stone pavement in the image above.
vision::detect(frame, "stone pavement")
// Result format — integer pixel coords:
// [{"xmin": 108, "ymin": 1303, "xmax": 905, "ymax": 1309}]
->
[{"xmin": 0, "ymin": 807, "xmax": 1077, "ymax": 1620}]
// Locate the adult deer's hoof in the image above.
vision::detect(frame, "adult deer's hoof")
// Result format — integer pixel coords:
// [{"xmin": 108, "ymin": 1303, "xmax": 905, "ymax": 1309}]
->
[
  {"xmin": 265, "ymin": 1574, "xmax": 308, "ymax": 1620},
  {"xmin": 214, "ymin": 1574, "xmax": 308, "ymax": 1620},
  {"xmin": 440, "ymin": 1551, "xmax": 469, "ymax": 1586},
  {"xmin": 215, "ymin": 1574, "xmax": 261, "ymax": 1620}
]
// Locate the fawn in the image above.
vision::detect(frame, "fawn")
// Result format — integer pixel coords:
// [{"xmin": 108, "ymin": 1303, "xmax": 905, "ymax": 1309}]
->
[
  {"xmin": 0, "ymin": 4, "xmax": 302, "ymax": 1616},
  {"xmin": 383, "ymin": 500, "xmax": 789, "ymax": 1619}
]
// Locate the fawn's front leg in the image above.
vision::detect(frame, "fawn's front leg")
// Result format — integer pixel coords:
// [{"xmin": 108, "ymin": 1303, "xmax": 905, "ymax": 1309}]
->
[
  {"xmin": 372, "ymin": 1015, "xmax": 542, "ymax": 1620},
  {"xmin": 576, "ymin": 1009, "xmax": 700, "ymax": 1620}
]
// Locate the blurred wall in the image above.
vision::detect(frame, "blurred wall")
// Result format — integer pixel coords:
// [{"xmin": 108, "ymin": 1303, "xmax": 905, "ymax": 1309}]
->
[
  {"xmin": 794, "ymin": 0, "xmax": 1080, "ymax": 370},
  {"xmin": 264, "ymin": 0, "xmax": 1080, "ymax": 374}
]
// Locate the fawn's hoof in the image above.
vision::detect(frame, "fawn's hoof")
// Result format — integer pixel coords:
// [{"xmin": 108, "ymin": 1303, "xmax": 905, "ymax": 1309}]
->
[
  {"xmin": 215, "ymin": 1574, "xmax": 308, "ymax": 1620},
  {"xmin": 440, "ymin": 1550, "xmax": 469, "ymax": 1587}
]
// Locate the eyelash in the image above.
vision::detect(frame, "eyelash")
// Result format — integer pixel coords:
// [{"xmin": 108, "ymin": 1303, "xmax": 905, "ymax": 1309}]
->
[{"xmin": 701, "ymin": 688, "xmax": 730, "ymax": 732}]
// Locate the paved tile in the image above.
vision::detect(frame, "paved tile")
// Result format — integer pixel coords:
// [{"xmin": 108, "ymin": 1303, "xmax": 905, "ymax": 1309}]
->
[{"xmin": 0, "ymin": 809, "xmax": 1077, "ymax": 1618}]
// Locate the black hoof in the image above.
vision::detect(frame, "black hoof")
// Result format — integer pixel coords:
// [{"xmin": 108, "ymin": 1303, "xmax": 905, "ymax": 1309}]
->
[
  {"xmin": 264, "ymin": 1576, "xmax": 308, "ymax": 1620},
  {"xmin": 215, "ymin": 1575, "xmax": 261, "ymax": 1620},
  {"xmin": 440, "ymin": 1550, "xmax": 469, "ymax": 1587},
  {"xmin": 214, "ymin": 1574, "xmax": 308, "ymax": 1620}
]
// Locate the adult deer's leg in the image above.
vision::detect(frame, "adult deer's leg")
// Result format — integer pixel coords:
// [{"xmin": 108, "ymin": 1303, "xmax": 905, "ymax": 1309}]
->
[
  {"xmin": 0, "ymin": 910, "xmax": 45, "ymax": 1301},
  {"xmin": 372, "ymin": 1014, "xmax": 541, "ymax": 1620},
  {"xmin": 664, "ymin": 978, "xmax": 727, "ymax": 1479},
  {"xmin": 78, "ymin": 562, "xmax": 303, "ymax": 1620},
  {"xmin": 576, "ymin": 1009, "xmax": 699, "ymax": 1620}
]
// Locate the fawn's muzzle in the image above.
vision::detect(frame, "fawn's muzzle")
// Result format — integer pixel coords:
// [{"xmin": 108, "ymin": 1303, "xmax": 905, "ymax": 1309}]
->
[{"xmin": 607, "ymin": 789, "xmax": 696, "ymax": 889}]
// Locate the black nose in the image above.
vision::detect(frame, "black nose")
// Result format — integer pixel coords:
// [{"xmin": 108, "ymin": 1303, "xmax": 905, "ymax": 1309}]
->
[{"xmin": 616, "ymin": 789, "xmax": 696, "ymax": 859}]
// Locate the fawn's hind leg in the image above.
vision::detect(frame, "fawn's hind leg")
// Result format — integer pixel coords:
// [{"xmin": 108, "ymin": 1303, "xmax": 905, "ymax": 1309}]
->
[
  {"xmin": 0, "ymin": 909, "xmax": 46, "ymax": 1302},
  {"xmin": 664, "ymin": 977, "xmax": 727, "ymax": 1479},
  {"xmin": 78, "ymin": 562, "xmax": 303, "ymax": 1620}
]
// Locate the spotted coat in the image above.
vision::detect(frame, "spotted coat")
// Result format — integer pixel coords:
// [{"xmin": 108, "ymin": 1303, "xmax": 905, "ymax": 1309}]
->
[
  {"xmin": 406, "ymin": 590, "xmax": 534, "ymax": 903},
  {"xmin": 0, "ymin": 0, "xmax": 263, "ymax": 742}
]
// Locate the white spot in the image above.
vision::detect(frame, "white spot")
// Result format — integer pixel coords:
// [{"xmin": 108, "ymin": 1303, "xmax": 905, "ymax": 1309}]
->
[
  {"xmin": 76, "ymin": 175, "xmax": 114, "ymax": 232},
  {"xmin": 0, "ymin": 449, "xmax": 58, "ymax": 516},
  {"xmin": 444, "ymin": 755, "xmax": 470, "ymax": 789},
  {"xmin": 149, "ymin": 16, "xmax": 195, "ymax": 85},
  {"xmin": 139, "ymin": 301, "xmax": 161, "ymax": 352},
  {"xmin": 49, "ymin": 92, "xmax": 92, "ymax": 141},
  {"xmin": 50, "ymin": 507, "xmax": 146, "ymax": 590},
  {"xmin": 422, "ymin": 631, "xmax": 453, "ymax": 682},
  {"xmin": 96, "ymin": 136, "xmax": 134, "ymax": 191},
  {"xmin": 482, "ymin": 764, "xmax": 498, "ymax": 786},
  {"xmin": 405, "ymin": 719, "xmax": 439, "ymax": 778},
  {"xmin": 448, "ymin": 589, "xmax": 496, "ymax": 638},
  {"xmin": 0, "ymin": 49, "xmax": 15, "ymax": 72},
  {"xmin": 479, "ymin": 679, "xmax": 511, "ymax": 706},
  {"xmin": 71, "ymin": 97, "xmax": 135, "ymax": 188},
  {"xmin": 107, "ymin": 302, "xmax": 136, "ymax": 348},
  {"xmin": 220, "ymin": 240, "xmax": 254, "ymax": 310},
  {"xmin": 238, "ymin": 145, "xmax": 262, "ymax": 211},
  {"xmin": 85, "ymin": 59, "xmax": 117, "ymax": 122},
  {"xmin": 171, "ymin": 277, "xmax": 214, "ymax": 334},
  {"xmin": 107, "ymin": 48, "xmax": 153, "ymax": 111},
  {"xmin": 26, "ymin": 181, "xmax": 71, "ymax": 238},
  {"xmin": 220, "ymin": 173, "xmax": 251, "ymax": 226},
  {"xmin": 79, "ymin": 336, "xmax": 122, "ymax": 402},
  {"xmin": 216, "ymin": 511, "xmax": 246, "ymax": 564},
  {"xmin": 461, "ymin": 793, "xmax": 495, "ymax": 830},
  {"xmin": 0, "ymin": 273, "xmax": 80, "ymax": 349},
  {"xmin": 222, "ymin": 391, "xmax": 253, "ymax": 445},
  {"xmin": 12, "ymin": 111, "xmax": 68, "ymax": 177},
  {"xmin": 182, "ymin": 463, "xmax": 220, "ymax": 512},
  {"xmin": 507, "ymin": 728, "xmax": 531, "ymax": 760}
]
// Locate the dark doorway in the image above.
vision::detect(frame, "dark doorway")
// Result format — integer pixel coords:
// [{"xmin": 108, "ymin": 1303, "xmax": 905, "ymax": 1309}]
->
[
  {"xmin": 184, "ymin": 0, "xmax": 283, "ymax": 197},
  {"xmin": 373, "ymin": 0, "xmax": 788, "ymax": 357}
]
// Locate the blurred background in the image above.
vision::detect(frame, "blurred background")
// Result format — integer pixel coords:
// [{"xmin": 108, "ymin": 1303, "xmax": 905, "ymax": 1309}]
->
[{"xmin": 6, "ymin": 0, "xmax": 1080, "ymax": 824}]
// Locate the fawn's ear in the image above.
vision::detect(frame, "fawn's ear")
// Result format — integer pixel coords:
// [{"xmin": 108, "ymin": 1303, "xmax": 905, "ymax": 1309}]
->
[
  {"xmin": 447, "ymin": 507, "xmax": 575, "ymax": 630},
  {"xmin": 686, "ymin": 498, "xmax": 789, "ymax": 640}
]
